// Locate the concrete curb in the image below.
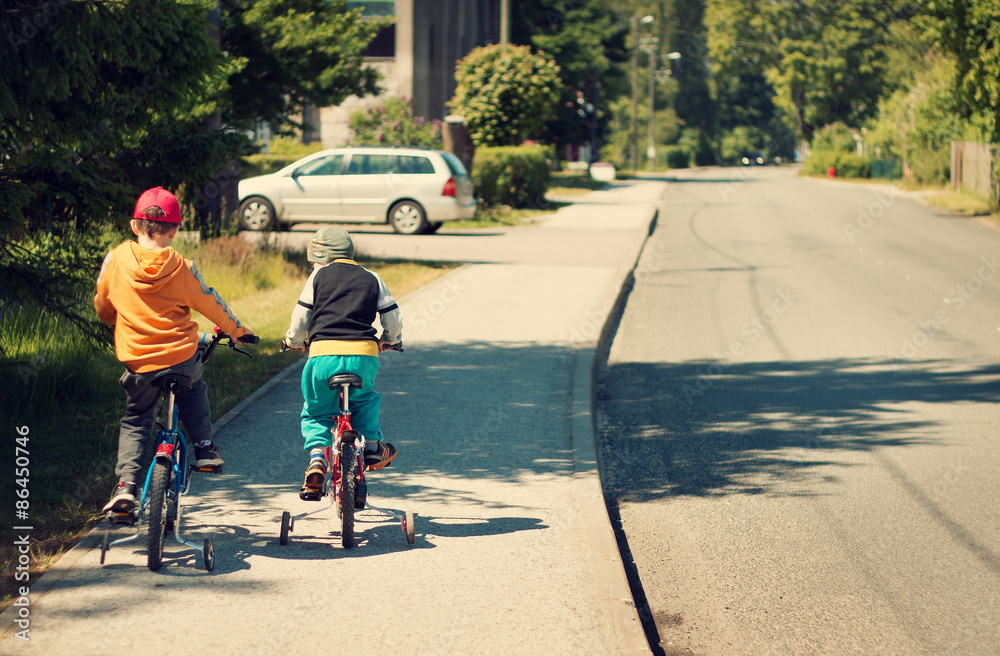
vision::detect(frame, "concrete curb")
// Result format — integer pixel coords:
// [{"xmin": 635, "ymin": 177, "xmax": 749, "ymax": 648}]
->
[{"xmin": 570, "ymin": 205, "xmax": 658, "ymax": 656}]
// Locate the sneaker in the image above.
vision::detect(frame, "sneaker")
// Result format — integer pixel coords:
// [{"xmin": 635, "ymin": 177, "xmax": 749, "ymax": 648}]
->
[
  {"xmin": 299, "ymin": 456, "xmax": 327, "ymax": 501},
  {"xmin": 102, "ymin": 481, "xmax": 138, "ymax": 514},
  {"xmin": 364, "ymin": 441, "xmax": 397, "ymax": 472},
  {"xmin": 193, "ymin": 442, "xmax": 224, "ymax": 472}
]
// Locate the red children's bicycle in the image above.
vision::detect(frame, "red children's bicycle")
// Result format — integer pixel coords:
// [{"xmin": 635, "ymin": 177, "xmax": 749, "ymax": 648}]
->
[{"xmin": 279, "ymin": 345, "xmax": 414, "ymax": 548}]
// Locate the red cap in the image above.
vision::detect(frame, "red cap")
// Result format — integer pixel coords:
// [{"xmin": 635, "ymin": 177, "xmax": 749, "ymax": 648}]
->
[{"xmin": 133, "ymin": 187, "xmax": 182, "ymax": 224}]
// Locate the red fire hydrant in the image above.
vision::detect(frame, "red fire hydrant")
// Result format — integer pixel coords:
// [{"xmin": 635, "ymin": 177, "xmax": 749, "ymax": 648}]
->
[{"xmin": 827, "ymin": 166, "xmax": 836, "ymax": 178}]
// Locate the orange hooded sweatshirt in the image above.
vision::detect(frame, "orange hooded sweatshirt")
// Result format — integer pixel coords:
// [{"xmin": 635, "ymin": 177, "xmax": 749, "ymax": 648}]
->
[{"xmin": 94, "ymin": 241, "xmax": 246, "ymax": 373}]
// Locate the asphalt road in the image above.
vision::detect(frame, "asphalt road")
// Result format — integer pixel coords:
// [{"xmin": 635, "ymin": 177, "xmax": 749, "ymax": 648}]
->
[{"xmin": 598, "ymin": 166, "xmax": 1000, "ymax": 655}]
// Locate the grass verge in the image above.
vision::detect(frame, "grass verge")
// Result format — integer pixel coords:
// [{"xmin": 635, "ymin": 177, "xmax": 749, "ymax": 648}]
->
[
  {"xmin": 921, "ymin": 190, "xmax": 996, "ymax": 217},
  {"xmin": 0, "ymin": 238, "xmax": 454, "ymax": 610}
]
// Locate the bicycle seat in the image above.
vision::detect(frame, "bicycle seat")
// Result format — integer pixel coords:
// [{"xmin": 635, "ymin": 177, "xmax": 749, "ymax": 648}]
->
[
  {"xmin": 152, "ymin": 374, "xmax": 193, "ymax": 392},
  {"xmin": 328, "ymin": 374, "xmax": 363, "ymax": 390}
]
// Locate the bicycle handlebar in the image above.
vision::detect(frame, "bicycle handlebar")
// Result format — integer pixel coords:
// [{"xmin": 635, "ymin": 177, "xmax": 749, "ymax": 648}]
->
[
  {"xmin": 201, "ymin": 328, "xmax": 257, "ymax": 363},
  {"xmin": 278, "ymin": 339, "xmax": 403, "ymax": 353}
]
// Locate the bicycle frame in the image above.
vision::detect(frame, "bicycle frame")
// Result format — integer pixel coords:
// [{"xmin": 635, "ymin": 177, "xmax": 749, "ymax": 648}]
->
[
  {"xmin": 292, "ymin": 383, "xmax": 366, "ymax": 526},
  {"xmin": 281, "ymin": 374, "xmax": 414, "ymax": 547},
  {"xmin": 105, "ymin": 392, "xmax": 201, "ymax": 553},
  {"xmin": 101, "ymin": 330, "xmax": 256, "ymax": 570}
]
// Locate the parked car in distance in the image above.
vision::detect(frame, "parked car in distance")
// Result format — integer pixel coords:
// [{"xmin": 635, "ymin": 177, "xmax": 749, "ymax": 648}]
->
[{"xmin": 237, "ymin": 146, "xmax": 476, "ymax": 235}]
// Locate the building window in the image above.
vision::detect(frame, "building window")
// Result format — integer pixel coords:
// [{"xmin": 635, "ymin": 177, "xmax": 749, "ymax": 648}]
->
[
  {"xmin": 364, "ymin": 24, "xmax": 395, "ymax": 58},
  {"xmin": 346, "ymin": 1, "xmax": 395, "ymax": 17}
]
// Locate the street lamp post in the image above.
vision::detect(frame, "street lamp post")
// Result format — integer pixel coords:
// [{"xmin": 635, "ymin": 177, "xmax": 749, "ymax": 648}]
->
[
  {"xmin": 649, "ymin": 50, "xmax": 682, "ymax": 171},
  {"xmin": 630, "ymin": 15, "xmax": 653, "ymax": 172}
]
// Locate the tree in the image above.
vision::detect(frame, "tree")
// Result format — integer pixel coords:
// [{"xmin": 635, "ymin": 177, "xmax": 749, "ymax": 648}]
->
[
  {"xmin": 1, "ymin": 0, "xmax": 244, "ymax": 344},
  {"xmin": 449, "ymin": 44, "xmax": 563, "ymax": 147},
  {"xmin": 221, "ymin": 0, "xmax": 386, "ymax": 134},
  {"xmin": 924, "ymin": 0, "xmax": 1000, "ymax": 143},
  {"xmin": 706, "ymin": 0, "xmax": 907, "ymax": 141},
  {"xmin": 510, "ymin": 0, "xmax": 629, "ymax": 155},
  {"xmin": 665, "ymin": 0, "xmax": 716, "ymax": 162}
]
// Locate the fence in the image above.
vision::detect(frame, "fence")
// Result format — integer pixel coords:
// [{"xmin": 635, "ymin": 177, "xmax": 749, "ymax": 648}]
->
[{"xmin": 951, "ymin": 141, "xmax": 998, "ymax": 202}]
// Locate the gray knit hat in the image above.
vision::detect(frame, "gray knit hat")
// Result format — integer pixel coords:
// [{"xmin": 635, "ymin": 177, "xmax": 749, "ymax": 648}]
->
[{"xmin": 308, "ymin": 226, "xmax": 355, "ymax": 263}]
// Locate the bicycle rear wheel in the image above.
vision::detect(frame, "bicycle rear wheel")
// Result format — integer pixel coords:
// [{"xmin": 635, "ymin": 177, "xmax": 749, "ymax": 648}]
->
[
  {"xmin": 146, "ymin": 459, "xmax": 171, "ymax": 570},
  {"xmin": 339, "ymin": 440, "xmax": 356, "ymax": 549}
]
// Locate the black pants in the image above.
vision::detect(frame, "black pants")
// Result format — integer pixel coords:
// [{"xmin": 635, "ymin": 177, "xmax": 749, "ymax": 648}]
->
[{"xmin": 115, "ymin": 348, "xmax": 212, "ymax": 483}]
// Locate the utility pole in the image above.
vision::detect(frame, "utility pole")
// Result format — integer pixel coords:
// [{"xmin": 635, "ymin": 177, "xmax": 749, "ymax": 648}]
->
[
  {"xmin": 630, "ymin": 15, "xmax": 653, "ymax": 172},
  {"xmin": 500, "ymin": 0, "xmax": 509, "ymax": 44},
  {"xmin": 646, "ymin": 39, "xmax": 657, "ymax": 171}
]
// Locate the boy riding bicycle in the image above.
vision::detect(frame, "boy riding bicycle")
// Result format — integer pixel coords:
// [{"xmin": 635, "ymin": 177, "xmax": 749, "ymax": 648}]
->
[
  {"xmin": 281, "ymin": 226, "xmax": 403, "ymax": 501},
  {"xmin": 95, "ymin": 187, "xmax": 254, "ymax": 514}
]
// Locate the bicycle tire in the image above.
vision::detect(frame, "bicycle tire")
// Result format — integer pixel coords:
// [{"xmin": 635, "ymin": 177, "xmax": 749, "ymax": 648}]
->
[
  {"xmin": 146, "ymin": 458, "xmax": 171, "ymax": 571},
  {"xmin": 339, "ymin": 440, "xmax": 356, "ymax": 549}
]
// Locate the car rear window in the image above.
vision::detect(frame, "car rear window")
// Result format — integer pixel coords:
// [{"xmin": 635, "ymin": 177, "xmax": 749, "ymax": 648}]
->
[
  {"xmin": 398, "ymin": 155, "xmax": 436, "ymax": 174},
  {"xmin": 440, "ymin": 151, "xmax": 468, "ymax": 176}
]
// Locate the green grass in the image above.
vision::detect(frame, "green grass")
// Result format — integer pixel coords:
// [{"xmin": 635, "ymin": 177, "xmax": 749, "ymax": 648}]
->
[
  {"xmin": 0, "ymin": 241, "xmax": 454, "ymax": 609},
  {"xmin": 922, "ymin": 190, "xmax": 996, "ymax": 217},
  {"xmin": 444, "ymin": 202, "xmax": 565, "ymax": 230},
  {"xmin": 548, "ymin": 171, "xmax": 611, "ymax": 194}
]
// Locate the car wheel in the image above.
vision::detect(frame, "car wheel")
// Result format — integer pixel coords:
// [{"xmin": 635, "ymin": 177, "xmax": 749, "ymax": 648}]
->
[
  {"xmin": 389, "ymin": 200, "xmax": 429, "ymax": 235},
  {"xmin": 238, "ymin": 197, "xmax": 276, "ymax": 231}
]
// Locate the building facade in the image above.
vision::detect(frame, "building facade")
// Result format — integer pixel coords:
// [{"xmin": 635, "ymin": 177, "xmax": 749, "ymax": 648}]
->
[{"xmin": 316, "ymin": 0, "xmax": 504, "ymax": 147}]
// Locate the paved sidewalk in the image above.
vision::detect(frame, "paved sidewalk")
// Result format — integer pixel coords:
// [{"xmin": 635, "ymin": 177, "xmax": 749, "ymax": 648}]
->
[{"xmin": 1, "ymin": 180, "xmax": 665, "ymax": 655}]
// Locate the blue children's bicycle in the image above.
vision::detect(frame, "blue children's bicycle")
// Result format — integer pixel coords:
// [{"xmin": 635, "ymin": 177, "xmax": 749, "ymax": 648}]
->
[{"xmin": 99, "ymin": 329, "xmax": 257, "ymax": 571}]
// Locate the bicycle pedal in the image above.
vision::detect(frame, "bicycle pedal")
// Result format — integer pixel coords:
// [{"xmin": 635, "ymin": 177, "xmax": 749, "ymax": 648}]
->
[
  {"xmin": 106, "ymin": 511, "xmax": 137, "ymax": 527},
  {"xmin": 193, "ymin": 465, "xmax": 223, "ymax": 473}
]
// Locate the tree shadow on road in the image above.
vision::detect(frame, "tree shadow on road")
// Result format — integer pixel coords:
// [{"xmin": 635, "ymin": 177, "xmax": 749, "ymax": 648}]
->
[{"xmin": 597, "ymin": 357, "xmax": 1000, "ymax": 501}]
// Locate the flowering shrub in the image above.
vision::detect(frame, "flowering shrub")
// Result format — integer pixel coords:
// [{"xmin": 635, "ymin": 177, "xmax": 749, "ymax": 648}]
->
[
  {"xmin": 347, "ymin": 96, "xmax": 441, "ymax": 148},
  {"xmin": 449, "ymin": 44, "xmax": 562, "ymax": 147}
]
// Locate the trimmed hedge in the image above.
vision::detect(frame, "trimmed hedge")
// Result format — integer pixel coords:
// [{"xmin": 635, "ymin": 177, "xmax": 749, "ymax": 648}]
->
[
  {"xmin": 472, "ymin": 144, "xmax": 552, "ymax": 208},
  {"xmin": 240, "ymin": 154, "xmax": 300, "ymax": 179}
]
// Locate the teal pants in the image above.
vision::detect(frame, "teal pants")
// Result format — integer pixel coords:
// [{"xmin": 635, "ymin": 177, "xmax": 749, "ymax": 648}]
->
[{"xmin": 300, "ymin": 354, "xmax": 383, "ymax": 451}]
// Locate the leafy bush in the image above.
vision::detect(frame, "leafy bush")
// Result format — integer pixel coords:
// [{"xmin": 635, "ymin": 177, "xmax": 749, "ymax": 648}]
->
[
  {"xmin": 804, "ymin": 150, "xmax": 870, "ymax": 178},
  {"xmin": 450, "ymin": 44, "xmax": 562, "ymax": 147},
  {"xmin": 663, "ymin": 145, "xmax": 693, "ymax": 169},
  {"xmin": 241, "ymin": 154, "xmax": 299, "ymax": 178},
  {"xmin": 267, "ymin": 137, "xmax": 326, "ymax": 158},
  {"xmin": 866, "ymin": 55, "xmax": 963, "ymax": 185},
  {"xmin": 805, "ymin": 122, "xmax": 869, "ymax": 178},
  {"xmin": 348, "ymin": 96, "xmax": 442, "ymax": 148},
  {"xmin": 241, "ymin": 137, "xmax": 326, "ymax": 178},
  {"xmin": 472, "ymin": 145, "xmax": 552, "ymax": 208},
  {"xmin": 810, "ymin": 122, "xmax": 858, "ymax": 154}
]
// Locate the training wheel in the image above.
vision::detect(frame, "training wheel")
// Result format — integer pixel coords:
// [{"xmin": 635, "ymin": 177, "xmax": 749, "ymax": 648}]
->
[
  {"xmin": 100, "ymin": 530, "xmax": 110, "ymax": 564},
  {"xmin": 203, "ymin": 538, "xmax": 214, "ymax": 572},
  {"xmin": 403, "ymin": 511, "xmax": 415, "ymax": 544},
  {"xmin": 280, "ymin": 511, "xmax": 291, "ymax": 545}
]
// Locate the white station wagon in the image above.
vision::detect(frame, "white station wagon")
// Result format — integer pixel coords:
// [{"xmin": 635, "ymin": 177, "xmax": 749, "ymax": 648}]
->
[{"xmin": 237, "ymin": 146, "xmax": 476, "ymax": 235}]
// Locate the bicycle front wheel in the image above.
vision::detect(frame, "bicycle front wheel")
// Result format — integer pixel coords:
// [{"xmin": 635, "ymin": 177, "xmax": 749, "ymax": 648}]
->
[
  {"xmin": 339, "ymin": 441, "xmax": 356, "ymax": 549},
  {"xmin": 146, "ymin": 459, "xmax": 171, "ymax": 570}
]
